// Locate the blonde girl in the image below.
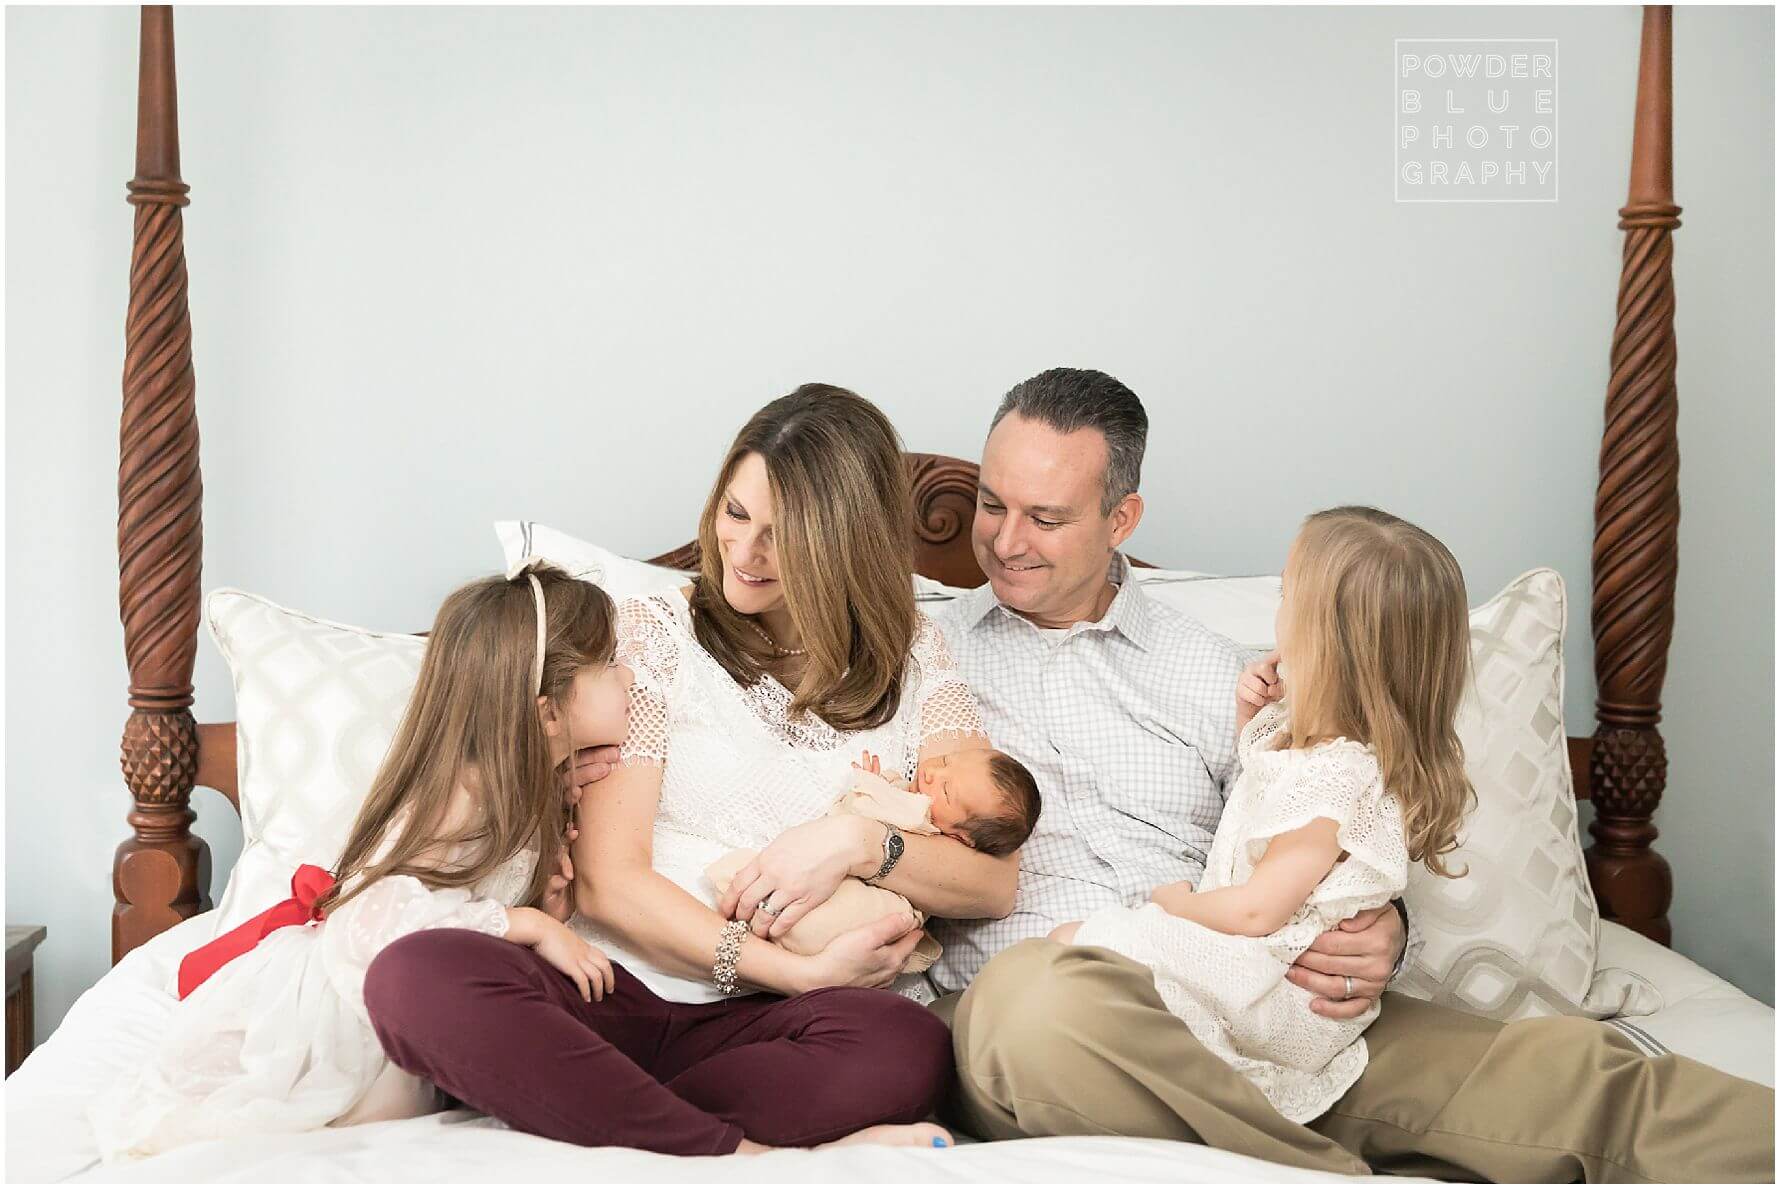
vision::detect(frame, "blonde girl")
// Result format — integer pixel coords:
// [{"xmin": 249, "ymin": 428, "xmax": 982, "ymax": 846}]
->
[
  {"xmin": 93, "ymin": 563, "xmax": 626, "ymax": 1160},
  {"xmin": 1051, "ymin": 505, "xmax": 1472, "ymax": 1124}
]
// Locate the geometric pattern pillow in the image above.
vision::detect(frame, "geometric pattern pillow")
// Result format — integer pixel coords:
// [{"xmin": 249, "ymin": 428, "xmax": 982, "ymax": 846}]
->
[
  {"xmin": 204, "ymin": 589, "xmax": 426, "ymax": 930},
  {"xmin": 1397, "ymin": 569, "xmax": 1659, "ymax": 1020}
]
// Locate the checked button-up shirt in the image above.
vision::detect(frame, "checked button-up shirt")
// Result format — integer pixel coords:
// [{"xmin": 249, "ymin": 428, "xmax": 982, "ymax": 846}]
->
[{"xmin": 923, "ymin": 555, "xmax": 1251, "ymax": 996}]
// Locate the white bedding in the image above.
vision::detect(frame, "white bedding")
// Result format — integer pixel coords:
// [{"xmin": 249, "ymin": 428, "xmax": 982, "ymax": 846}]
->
[{"xmin": 7, "ymin": 915, "xmax": 1769, "ymax": 1184}]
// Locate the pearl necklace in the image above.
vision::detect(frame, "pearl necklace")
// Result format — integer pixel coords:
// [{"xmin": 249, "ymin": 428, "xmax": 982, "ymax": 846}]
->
[{"xmin": 747, "ymin": 617, "xmax": 806, "ymax": 657}]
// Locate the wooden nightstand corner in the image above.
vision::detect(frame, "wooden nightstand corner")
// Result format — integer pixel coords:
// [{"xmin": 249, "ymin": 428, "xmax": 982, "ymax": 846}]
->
[{"xmin": 7, "ymin": 926, "xmax": 47, "ymax": 1076}]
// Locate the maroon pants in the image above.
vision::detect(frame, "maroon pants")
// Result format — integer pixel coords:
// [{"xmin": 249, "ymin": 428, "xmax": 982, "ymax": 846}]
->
[{"xmin": 363, "ymin": 929, "xmax": 953, "ymax": 1155}]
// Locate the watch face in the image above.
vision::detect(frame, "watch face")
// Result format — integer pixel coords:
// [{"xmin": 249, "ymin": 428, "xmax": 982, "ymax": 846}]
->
[{"xmin": 887, "ymin": 831, "xmax": 905, "ymax": 860}]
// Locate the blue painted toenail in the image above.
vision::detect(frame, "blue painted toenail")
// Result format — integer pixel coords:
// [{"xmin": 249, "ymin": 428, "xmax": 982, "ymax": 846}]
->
[{"xmin": 932, "ymin": 1137, "xmax": 948, "ymax": 1148}]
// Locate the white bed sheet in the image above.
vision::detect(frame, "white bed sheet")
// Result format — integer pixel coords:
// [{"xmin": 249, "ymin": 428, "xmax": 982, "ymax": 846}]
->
[{"xmin": 7, "ymin": 916, "xmax": 1766, "ymax": 1184}]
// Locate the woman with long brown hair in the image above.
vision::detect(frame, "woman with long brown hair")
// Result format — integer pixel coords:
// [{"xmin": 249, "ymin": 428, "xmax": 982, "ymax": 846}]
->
[{"xmin": 365, "ymin": 384, "xmax": 1016, "ymax": 1155}]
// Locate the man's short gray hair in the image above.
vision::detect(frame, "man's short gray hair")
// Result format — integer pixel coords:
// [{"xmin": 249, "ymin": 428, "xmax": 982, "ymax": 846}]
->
[{"xmin": 990, "ymin": 368, "xmax": 1148, "ymax": 515}]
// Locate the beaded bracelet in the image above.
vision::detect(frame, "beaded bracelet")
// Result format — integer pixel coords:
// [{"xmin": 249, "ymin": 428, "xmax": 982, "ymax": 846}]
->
[{"xmin": 713, "ymin": 918, "xmax": 749, "ymax": 996}]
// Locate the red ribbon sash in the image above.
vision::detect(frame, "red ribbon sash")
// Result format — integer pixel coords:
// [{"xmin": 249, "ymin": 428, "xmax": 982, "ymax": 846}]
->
[{"xmin": 177, "ymin": 864, "xmax": 336, "ymax": 1000}]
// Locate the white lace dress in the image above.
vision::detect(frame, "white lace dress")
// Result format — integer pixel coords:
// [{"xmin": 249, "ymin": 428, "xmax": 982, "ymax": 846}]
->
[
  {"xmin": 574, "ymin": 592, "xmax": 985, "ymax": 1004},
  {"xmin": 1072, "ymin": 701, "xmax": 1408, "ymax": 1122},
  {"xmin": 89, "ymin": 839, "xmax": 534, "ymax": 1161}
]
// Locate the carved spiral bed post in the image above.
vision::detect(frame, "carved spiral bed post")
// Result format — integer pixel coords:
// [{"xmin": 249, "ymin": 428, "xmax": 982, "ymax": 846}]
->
[
  {"xmin": 114, "ymin": 4, "xmax": 211, "ymax": 961},
  {"xmin": 1586, "ymin": 4, "xmax": 1679, "ymax": 945}
]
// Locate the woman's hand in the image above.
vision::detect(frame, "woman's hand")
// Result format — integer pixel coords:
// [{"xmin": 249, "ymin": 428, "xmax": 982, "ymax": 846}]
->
[
  {"xmin": 564, "ymin": 745, "xmax": 624, "ymax": 809},
  {"xmin": 1235, "ymin": 650, "xmax": 1284, "ymax": 734},
  {"xmin": 719, "ymin": 815, "xmax": 878, "ymax": 939},
  {"xmin": 507, "ymin": 907, "xmax": 615, "ymax": 1003},
  {"xmin": 798, "ymin": 912, "xmax": 925, "ymax": 992}
]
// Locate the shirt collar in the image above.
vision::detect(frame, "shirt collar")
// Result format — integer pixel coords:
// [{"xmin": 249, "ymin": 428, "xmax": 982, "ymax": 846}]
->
[{"xmin": 960, "ymin": 553, "xmax": 1157, "ymax": 652}]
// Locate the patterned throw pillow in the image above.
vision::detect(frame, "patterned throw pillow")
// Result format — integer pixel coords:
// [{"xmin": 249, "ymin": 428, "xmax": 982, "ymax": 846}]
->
[
  {"xmin": 1397, "ymin": 569, "xmax": 1657, "ymax": 1020},
  {"xmin": 206, "ymin": 589, "xmax": 426, "ymax": 929}
]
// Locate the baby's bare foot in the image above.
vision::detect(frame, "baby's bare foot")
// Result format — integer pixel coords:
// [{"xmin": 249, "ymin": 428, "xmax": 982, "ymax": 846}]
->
[{"xmin": 819, "ymin": 1122, "xmax": 952, "ymax": 1150}]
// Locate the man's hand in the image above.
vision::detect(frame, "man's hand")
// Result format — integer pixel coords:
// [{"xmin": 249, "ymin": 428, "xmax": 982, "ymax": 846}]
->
[
  {"xmin": 1286, "ymin": 903, "xmax": 1405, "ymax": 1019},
  {"xmin": 1235, "ymin": 650, "xmax": 1284, "ymax": 735},
  {"xmin": 564, "ymin": 745, "xmax": 623, "ymax": 809}
]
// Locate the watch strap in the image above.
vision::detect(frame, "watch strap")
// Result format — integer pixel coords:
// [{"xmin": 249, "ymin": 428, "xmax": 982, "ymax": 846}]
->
[{"xmin": 867, "ymin": 825, "xmax": 905, "ymax": 884}]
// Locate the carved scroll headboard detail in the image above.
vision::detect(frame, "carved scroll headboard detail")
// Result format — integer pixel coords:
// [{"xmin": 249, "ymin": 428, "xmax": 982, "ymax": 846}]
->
[{"xmin": 109, "ymin": 4, "xmax": 1683, "ymax": 962}]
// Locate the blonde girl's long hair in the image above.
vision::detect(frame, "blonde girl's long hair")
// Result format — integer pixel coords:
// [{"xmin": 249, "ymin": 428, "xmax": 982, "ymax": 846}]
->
[
  {"xmin": 317, "ymin": 565, "xmax": 616, "ymax": 916},
  {"xmin": 1283, "ymin": 507, "xmax": 1474, "ymax": 878},
  {"xmin": 689, "ymin": 383, "xmax": 918, "ymax": 732}
]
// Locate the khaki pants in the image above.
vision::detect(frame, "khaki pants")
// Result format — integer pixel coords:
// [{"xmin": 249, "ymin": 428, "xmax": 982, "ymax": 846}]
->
[{"xmin": 937, "ymin": 940, "xmax": 1775, "ymax": 1182}]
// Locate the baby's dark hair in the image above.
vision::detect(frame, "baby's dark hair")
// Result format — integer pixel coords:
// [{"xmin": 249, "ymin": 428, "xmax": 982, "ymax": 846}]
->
[{"xmin": 957, "ymin": 751, "xmax": 1043, "ymax": 857}]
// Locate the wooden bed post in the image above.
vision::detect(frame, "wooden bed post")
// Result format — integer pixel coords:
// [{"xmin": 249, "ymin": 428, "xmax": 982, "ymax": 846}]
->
[
  {"xmin": 115, "ymin": 4, "xmax": 211, "ymax": 962},
  {"xmin": 1586, "ymin": 4, "xmax": 1680, "ymax": 945}
]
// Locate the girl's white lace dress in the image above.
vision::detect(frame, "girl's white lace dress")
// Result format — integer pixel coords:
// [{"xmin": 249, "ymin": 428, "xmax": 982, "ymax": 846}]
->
[
  {"xmin": 89, "ymin": 835, "xmax": 535, "ymax": 1161},
  {"xmin": 574, "ymin": 592, "xmax": 985, "ymax": 1004},
  {"xmin": 1072, "ymin": 701, "xmax": 1408, "ymax": 1122}
]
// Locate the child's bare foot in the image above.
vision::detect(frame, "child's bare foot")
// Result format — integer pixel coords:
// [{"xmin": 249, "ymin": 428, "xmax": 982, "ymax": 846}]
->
[{"xmin": 820, "ymin": 1122, "xmax": 952, "ymax": 1150}]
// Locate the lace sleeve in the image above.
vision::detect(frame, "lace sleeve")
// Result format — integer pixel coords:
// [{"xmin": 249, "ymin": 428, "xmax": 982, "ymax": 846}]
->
[
  {"xmin": 1238, "ymin": 700, "xmax": 1291, "ymax": 764},
  {"xmin": 616, "ymin": 596, "xmax": 680, "ymax": 767},
  {"xmin": 909, "ymin": 613, "xmax": 987, "ymax": 751},
  {"xmin": 320, "ymin": 874, "xmax": 510, "ymax": 1018},
  {"xmin": 1245, "ymin": 744, "xmax": 1408, "ymax": 896}
]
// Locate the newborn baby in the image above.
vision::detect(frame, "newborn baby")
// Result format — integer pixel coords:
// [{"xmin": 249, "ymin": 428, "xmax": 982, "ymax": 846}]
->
[{"xmin": 707, "ymin": 746, "xmax": 1042, "ymax": 974}]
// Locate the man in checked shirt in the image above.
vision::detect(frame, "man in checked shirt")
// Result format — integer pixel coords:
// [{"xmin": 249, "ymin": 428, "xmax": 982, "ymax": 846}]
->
[{"xmin": 924, "ymin": 368, "xmax": 1770, "ymax": 1181}]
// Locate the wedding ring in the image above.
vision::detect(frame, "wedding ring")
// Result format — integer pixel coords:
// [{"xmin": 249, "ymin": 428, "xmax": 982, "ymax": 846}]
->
[
  {"xmin": 1343, "ymin": 975, "xmax": 1354, "ymax": 1000},
  {"xmin": 757, "ymin": 898, "xmax": 781, "ymax": 917}
]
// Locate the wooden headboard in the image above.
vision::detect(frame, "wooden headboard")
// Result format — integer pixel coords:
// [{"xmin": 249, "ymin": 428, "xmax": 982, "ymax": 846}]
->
[
  {"xmin": 648, "ymin": 452, "xmax": 1156, "ymax": 585},
  {"xmin": 108, "ymin": 5, "xmax": 1684, "ymax": 961}
]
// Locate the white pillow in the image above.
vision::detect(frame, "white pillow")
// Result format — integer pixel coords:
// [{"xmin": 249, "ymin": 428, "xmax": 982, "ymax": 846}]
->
[
  {"xmin": 494, "ymin": 521, "xmax": 690, "ymax": 599},
  {"xmin": 914, "ymin": 574, "xmax": 975, "ymax": 603},
  {"xmin": 206, "ymin": 589, "xmax": 425, "ymax": 929},
  {"xmin": 1398, "ymin": 568, "xmax": 1657, "ymax": 1020},
  {"xmin": 1130, "ymin": 570, "xmax": 1279, "ymax": 652}
]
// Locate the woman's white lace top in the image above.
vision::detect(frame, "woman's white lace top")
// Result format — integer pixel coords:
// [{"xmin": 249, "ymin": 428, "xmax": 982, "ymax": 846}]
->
[
  {"xmin": 1073, "ymin": 700, "xmax": 1408, "ymax": 1123},
  {"xmin": 573, "ymin": 591, "xmax": 986, "ymax": 1003},
  {"xmin": 90, "ymin": 823, "xmax": 534, "ymax": 1161}
]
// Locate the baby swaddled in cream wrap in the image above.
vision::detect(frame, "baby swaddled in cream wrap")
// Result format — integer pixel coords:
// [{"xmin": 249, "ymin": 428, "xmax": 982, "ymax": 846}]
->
[{"xmin": 707, "ymin": 747, "xmax": 1041, "ymax": 973}]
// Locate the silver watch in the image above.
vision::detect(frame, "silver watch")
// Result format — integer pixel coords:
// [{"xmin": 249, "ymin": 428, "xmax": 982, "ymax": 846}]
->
[{"xmin": 866, "ymin": 824, "xmax": 904, "ymax": 884}]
